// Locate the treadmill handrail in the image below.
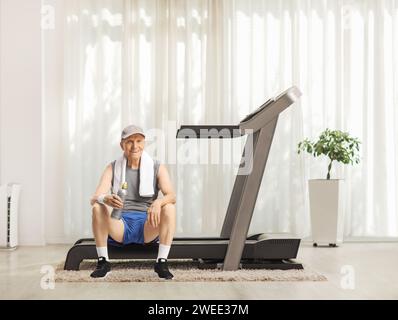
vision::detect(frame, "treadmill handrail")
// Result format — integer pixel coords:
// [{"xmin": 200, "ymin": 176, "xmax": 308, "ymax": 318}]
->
[
  {"xmin": 239, "ymin": 86, "xmax": 302, "ymax": 132},
  {"xmin": 176, "ymin": 125, "xmax": 242, "ymax": 139},
  {"xmin": 176, "ymin": 86, "xmax": 302, "ymax": 139}
]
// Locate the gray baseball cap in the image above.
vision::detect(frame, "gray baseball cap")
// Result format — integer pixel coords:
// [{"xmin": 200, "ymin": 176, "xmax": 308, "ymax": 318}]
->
[{"xmin": 121, "ymin": 125, "xmax": 146, "ymax": 140}]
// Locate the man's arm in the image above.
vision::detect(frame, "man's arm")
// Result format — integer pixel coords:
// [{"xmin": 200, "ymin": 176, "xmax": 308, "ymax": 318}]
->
[
  {"xmin": 155, "ymin": 164, "xmax": 176, "ymax": 207},
  {"xmin": 90, "ymin": 164, "xmax": 113, "ymax": 206},
  {"xmin": 90, "ymin": 164, "xmax": 124, "ymax": 209},
  {"xmin": 146, "ymin": 164, "xmax": 176, "ymax": 228}
]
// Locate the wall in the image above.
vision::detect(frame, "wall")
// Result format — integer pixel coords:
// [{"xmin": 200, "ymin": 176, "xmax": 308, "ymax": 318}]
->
[
  {"xmin": 0, "ymin": 0, "xmax": 44, "ymax": 245},
  {"xmin": 42, "ymin": 0, "xmax": 68, "ymax": 243}
]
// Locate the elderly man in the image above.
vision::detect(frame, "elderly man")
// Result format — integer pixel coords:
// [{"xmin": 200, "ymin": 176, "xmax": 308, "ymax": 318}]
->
[{"xmin": 90, "ymin": 125, "xmax": 176, "ymax": 279}]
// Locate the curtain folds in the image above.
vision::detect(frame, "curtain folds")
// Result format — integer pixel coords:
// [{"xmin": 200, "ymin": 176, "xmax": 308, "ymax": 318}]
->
[{"xmin": 61, "ymin": 0, "xmax": 398, "ymax": 240}]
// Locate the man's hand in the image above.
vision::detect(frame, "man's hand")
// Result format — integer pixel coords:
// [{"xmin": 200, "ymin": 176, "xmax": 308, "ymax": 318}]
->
[
  {"xmin": 147, "ymin": 200, "xmax": 162, "ymax": 228},
  {"xmin": 104, "ymin": 194, "xmax": 123, "ymax": 209}
]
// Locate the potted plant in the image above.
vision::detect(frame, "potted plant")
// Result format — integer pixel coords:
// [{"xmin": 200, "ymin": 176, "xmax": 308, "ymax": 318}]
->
[{"xmin": 298, "ymin": 129, "xmax": 361, "ymax": 247}]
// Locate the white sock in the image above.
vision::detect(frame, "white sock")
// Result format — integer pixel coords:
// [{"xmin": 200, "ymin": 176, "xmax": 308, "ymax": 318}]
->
[
  {"xmin": 96, "ymin": 247, "xmax": 109, "ymax": 261},
  {"xmin": 156, "ymin": 244, "xmax": 171, "ymax": 262}
]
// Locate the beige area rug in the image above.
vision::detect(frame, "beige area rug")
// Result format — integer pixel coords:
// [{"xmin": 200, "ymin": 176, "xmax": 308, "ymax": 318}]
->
[{"xmin": 55, "ymin": 260, "xmax": 327, "ymax": 282}]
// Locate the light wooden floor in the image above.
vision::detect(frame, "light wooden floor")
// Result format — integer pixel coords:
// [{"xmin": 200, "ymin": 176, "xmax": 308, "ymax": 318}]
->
[{"xmin": 0, "ymin": 243, "xmax": 397, "ymax": 300}]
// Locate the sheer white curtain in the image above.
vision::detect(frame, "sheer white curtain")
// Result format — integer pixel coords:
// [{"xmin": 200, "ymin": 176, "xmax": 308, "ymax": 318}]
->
[{"xmin": 61, "ymin": 0, "xmax": 398, "ymax": 240}]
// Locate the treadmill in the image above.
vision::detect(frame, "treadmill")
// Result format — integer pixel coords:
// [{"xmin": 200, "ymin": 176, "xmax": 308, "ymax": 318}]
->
[{"xmin": 64, "ymin": 86, "xmax": 303, "ymax": 271}]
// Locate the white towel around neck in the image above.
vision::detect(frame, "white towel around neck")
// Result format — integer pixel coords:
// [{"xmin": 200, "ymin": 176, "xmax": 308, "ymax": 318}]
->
[{"xmin": 112, "ymin": 151, "xmax": 155, "ymax": 197}]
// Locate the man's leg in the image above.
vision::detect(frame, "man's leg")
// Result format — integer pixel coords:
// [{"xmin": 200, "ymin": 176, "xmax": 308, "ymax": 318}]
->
[
  {"xmin": 143, "ymin": 203, "xmax": 176, "ymax": 245},
  {"xmin": 92, "ymin": 203, "xmax": 125, "ymax": 248},
  {"xmin": 91, "ymin": 203, "xmax": 124, "ymax": 278},
  {"xmin": 144, "ymin": 203, "xmax": 176, "ymax": 279},
  {"xmin": 158, "ymin": 203, "xmax": 176, "ymax": 246}
]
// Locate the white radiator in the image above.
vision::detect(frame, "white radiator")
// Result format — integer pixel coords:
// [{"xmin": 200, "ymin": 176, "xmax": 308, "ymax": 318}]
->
[{"xmin": 0, "ymin": 184, "xmax": 21, "ymax": 249}]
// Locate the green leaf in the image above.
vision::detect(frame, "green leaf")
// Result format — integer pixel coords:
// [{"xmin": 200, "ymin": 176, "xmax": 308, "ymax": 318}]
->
[{"xmin": 297, "ymin": 129, "xmax": 361, "ymax": 177}]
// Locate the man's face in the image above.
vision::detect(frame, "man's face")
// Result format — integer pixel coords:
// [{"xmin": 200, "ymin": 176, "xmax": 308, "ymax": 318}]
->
[{"xmin": 121, "ymin": 134, "xmax": 145, "ymax": 159}]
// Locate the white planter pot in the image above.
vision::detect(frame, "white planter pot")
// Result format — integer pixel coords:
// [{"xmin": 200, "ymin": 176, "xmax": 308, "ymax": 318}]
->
[{"xmin": 308, "ymin": 179, "xmax": 345, "ymax": 247}]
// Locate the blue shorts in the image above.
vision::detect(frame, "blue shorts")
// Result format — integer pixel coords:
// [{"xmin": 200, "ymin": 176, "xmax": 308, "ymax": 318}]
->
[{"xmin": 107, "ymin": 211, "xmax": 158, "ymax": 246}]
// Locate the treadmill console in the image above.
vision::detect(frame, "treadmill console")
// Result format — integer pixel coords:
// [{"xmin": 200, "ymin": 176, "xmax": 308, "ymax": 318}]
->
[{"xmin": 240, "ymin": 98, "xmax": 275, "ymax": 124}]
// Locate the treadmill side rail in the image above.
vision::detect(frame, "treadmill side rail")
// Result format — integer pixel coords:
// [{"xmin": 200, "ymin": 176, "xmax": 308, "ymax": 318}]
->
[{"xmin": 64, "ymin": 236, "xmax": 301, "ymax": 271}]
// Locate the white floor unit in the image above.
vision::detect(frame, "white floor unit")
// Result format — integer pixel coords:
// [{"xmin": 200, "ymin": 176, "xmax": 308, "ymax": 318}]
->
[{"xmin": 0, "ymin": 184, "xmax": 21, "ymax": 249}]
